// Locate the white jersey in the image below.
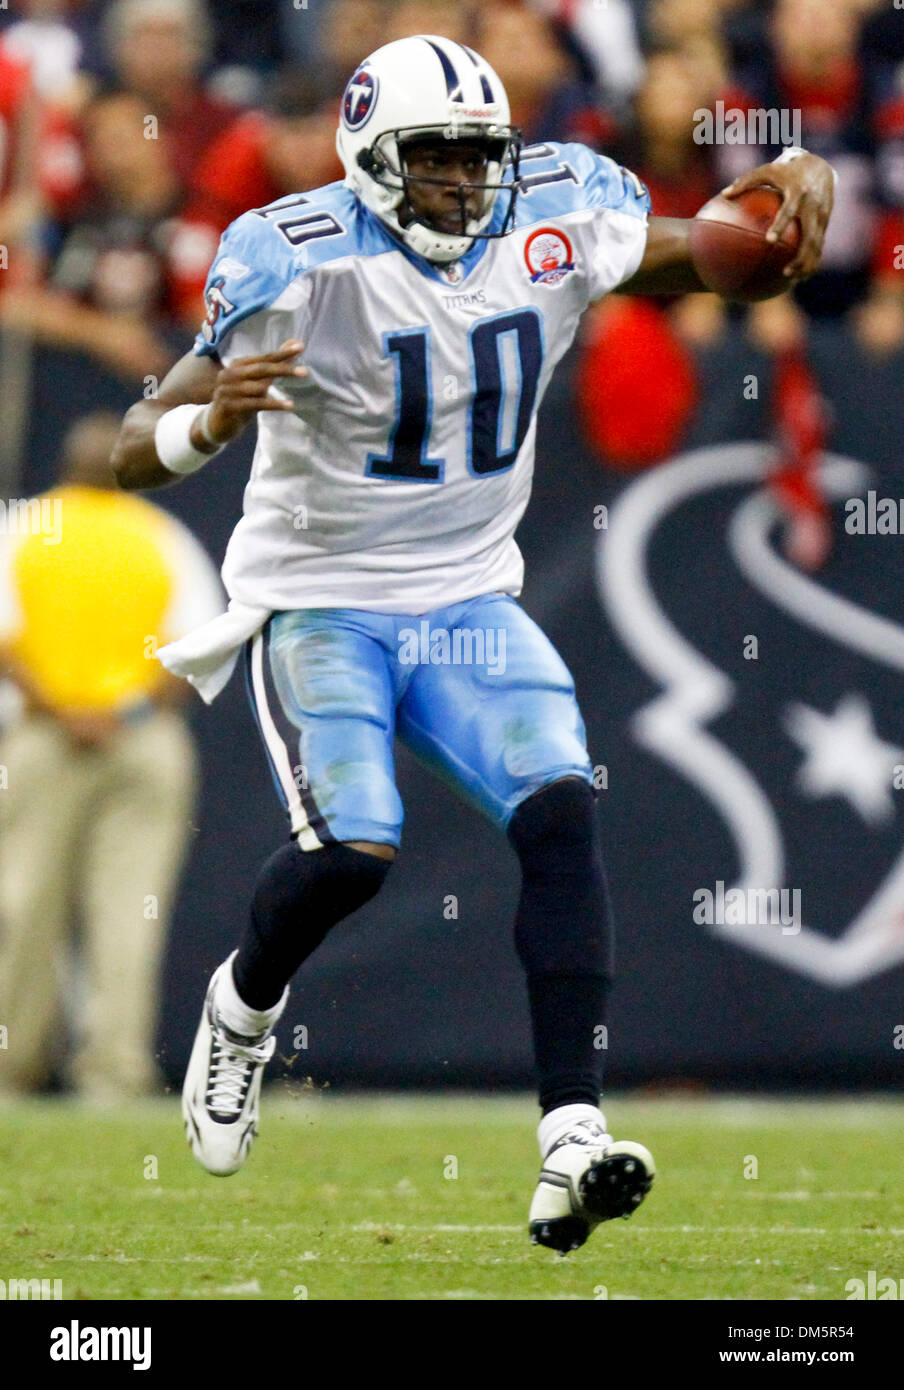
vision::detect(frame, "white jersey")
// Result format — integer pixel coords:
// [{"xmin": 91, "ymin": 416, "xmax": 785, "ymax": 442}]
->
[
  {"xmin": 165, "ymin": 144, "xmax": 649, "ymax": 700},
  {"xmin": 196, "ymin": 141, "xmax": 650, "ymax": 614}
]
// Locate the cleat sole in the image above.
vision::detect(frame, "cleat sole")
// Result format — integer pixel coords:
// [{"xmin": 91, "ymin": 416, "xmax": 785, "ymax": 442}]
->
[
  {"xmin": 529, "ymin": 1215, "xmax": 591, "ymax": 1254},
  {"xmin": 580, "ymin": 1142, "xmax": 654, "ymax": 1222}
]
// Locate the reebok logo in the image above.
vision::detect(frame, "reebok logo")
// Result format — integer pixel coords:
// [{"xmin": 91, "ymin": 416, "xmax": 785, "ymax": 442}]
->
[{"xmin": 50, "ymin": 1321, "xmax": 151, "ymax": 1371}]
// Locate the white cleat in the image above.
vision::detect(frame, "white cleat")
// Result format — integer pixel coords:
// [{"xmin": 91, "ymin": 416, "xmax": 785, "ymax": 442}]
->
[
  {"xmin": 529, "ymin": 1120, "xmax": 655, "ymax": 1253},
  {"xmin": 181, "ymin": 963, "xmax": 278, "ymax": 1176}
]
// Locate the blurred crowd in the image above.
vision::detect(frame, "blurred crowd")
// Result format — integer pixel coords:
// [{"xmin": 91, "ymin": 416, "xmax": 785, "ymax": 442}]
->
[{"xmin": 1, "ymin": 0, "xmax": 903, "ymax": 406}]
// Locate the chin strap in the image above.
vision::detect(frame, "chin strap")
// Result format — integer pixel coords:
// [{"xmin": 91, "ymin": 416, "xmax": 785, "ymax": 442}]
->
[{"xmin": 402, "ymin": 219, "xmax": 474, "ymax": 264}]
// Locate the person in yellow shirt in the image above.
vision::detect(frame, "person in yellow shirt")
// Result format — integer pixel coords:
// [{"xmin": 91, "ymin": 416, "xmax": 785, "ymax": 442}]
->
[{"xmin": 0, "ymin": 410, "xmax": 224, "ymax": 1099}]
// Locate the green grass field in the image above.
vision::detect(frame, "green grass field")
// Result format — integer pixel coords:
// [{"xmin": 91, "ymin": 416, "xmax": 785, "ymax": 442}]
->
[{"xmin": 1, "ymin": 1091, "xmax": 902, "ymax": 1301}]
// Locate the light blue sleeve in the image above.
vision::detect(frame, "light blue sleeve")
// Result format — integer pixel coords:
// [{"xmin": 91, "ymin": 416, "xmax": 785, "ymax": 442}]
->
[
  {"xmin": 193, "ymin": 206, "xmax": 303, "ymax": 358},
  {"xmin": 564, "ymin": 143, "xmax": 652, "ymax": 223},
  {"xmin": 516, "ymin": 141, "xmax": 651, "ymax": 224}
]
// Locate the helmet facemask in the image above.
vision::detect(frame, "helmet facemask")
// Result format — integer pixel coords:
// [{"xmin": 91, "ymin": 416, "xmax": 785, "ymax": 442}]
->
[{"xmin": 356, "ymin": 122, "xmax": 522, "ymax": 263}]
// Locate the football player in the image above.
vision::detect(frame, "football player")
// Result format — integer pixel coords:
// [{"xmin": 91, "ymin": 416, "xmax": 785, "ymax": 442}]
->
[{"xmin": 112, "ymin": 35, "xmax": 835, "ymax": 1253}]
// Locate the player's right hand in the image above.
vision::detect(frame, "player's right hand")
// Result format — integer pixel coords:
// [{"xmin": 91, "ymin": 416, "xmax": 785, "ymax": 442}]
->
[{"xmin": 195, "ymin": 340, "xmax": 307, "ymax": 448}]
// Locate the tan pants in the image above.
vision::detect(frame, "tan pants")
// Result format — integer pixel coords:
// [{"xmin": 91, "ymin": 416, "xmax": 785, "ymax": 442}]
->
[{"xmin": 0, "ymin": 708, "xmax": 197, "ymax": 1097}]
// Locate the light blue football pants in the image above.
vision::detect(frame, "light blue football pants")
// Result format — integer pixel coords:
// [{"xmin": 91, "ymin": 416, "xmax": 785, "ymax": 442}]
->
[{"xmin": 243, "ymin": 592, "xmax": 593, "ymax": 850}]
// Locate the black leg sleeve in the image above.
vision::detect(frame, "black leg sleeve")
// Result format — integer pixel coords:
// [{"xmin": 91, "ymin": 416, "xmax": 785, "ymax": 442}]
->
[
  {"xmin": 233, "ymin": 840, "xmax": 393, "ymax": 1009},
  {"xmin": 507, "ymin": 777, "xmax": 614, "ymax": 1114}
]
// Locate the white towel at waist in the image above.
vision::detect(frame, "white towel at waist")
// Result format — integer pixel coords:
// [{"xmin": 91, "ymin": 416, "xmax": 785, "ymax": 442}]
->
[{"xmin": 157, "ymin": 600, "xmax": 272, "ymax": 704}]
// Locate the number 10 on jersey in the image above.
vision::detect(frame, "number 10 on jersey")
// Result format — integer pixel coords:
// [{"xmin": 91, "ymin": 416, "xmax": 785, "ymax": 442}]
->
[{"xmin": 366, "ymin": 308, "xmax": 544, "ymax": 482}]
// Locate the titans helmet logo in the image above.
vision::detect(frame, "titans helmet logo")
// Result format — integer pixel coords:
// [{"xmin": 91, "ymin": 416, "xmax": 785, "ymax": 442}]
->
[{"xmin": 342, "ymin": 67, "xmax": 379, "ymax": 132}]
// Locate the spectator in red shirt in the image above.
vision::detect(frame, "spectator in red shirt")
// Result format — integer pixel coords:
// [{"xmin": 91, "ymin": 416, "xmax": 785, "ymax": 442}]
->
[
  {"xmin": 0, "ymin": 37, "xmax": 43, "ymax": 279},
  {"xmin": 161, "ymin": 72, "xmax": 344, "ymax": 330},
  {"xmin": 0, "ymin": 0, "xmax": 87, "ymax": 108},
  {"xmin": 606, "ymin": 45, "xmax": 728, "ymax": 346},
  {"xmin": 618, "ymin": 47, "xmax": 721, "ymax": 220},
  {"xmin": 138, "ymin": 70, "xmax": 335, "ymax": 332},
  {"xmin": 189, "ymin": 72, "xmax": 342, "ymax": 236},
  {"xmin": 37, "ymin": 0, "xmax": 240, "ymax": 217},
  {"xmin": 573, "ymin": 45, "xmax": 724, "ymax": 469},
  {"xmin": 0, "ymin": 89, "xmax": 189, "ymax": 380},
  {"xmin": 102, "ymin": 0, "xmax": 238, "ymax": 190}
]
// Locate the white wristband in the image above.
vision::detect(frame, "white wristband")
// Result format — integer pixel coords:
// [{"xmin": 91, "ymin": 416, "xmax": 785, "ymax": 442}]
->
[{"xmin": 154, "ymin": 403, "xmax": 224, "ymax": 476}]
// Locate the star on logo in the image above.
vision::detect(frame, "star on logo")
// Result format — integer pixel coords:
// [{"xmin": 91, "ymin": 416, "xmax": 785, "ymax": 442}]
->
[{"xmin": 783, "ymin": 694, "xmax": 903, "ymax": 826}]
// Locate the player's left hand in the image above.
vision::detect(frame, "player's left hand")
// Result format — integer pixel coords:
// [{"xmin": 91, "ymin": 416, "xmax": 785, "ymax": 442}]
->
[{"xmin": 721, "ymin": 154, "xmax": 835, "ymax": 282}]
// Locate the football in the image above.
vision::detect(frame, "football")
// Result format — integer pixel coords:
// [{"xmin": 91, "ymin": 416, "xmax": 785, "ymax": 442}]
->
[{"xmin": 689, "ymin": 185, "xmax": 802, "ymax": 301}]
